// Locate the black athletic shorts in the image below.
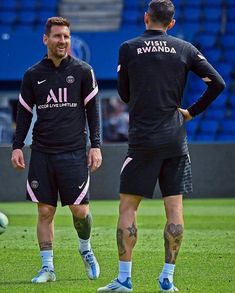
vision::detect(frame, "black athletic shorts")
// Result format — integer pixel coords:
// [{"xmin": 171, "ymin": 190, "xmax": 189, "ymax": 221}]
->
[
  {"xmin": 120, "ymin": 149, "xmax": 193, "ymax": 198},
  {"xmin": 27, "ymin": 149, "xmax": 89, "ymax": 207}
]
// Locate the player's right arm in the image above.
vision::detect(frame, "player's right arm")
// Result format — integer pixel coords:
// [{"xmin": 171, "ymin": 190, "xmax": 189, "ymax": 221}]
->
[{"xmin": 11, "ymin": 70, "xmax": 35, "ymax": 170}]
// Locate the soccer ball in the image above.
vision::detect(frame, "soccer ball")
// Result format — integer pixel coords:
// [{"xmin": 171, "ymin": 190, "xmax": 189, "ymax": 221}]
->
[{"xmin": 0, "ymin": 212, "xmax": 9, "ymax": 235}]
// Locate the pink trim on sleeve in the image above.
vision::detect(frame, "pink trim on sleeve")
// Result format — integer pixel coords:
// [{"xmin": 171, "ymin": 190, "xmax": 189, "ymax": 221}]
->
[
  {"xmin": 84, "ymin": 86, "xmax": 98, "ymax": 106},
  {"xmin": 19, "ymin": 94, "xmax": 33, "ymax": 114}
]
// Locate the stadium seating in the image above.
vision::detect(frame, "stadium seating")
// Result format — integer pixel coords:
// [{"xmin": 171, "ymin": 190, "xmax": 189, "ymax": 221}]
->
[{"xmin": 0, "ymin": 0, "xmax": 234, "ymax": 142}]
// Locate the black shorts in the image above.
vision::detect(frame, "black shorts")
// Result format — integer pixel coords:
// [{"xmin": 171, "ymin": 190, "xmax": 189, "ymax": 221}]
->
[
  {"xmin": 27, "ymin": 149, "xmax": 89, "ymax": 207},
  {"xmin": 120, "ymin": 150, "xmax": 193, "ymax": 198}
]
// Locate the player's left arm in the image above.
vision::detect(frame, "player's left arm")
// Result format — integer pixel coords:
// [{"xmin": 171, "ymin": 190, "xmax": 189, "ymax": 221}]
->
[
  {"xmin": 82, "ymin": 66, "xmax": 102, "ymax": 172},
  {"xmin": 187, "ymin": 46, "xmax": 226, "ymax": 117},
  {"xmin": 117, "ymin": 42, "xmax": 130, "ymax": 103}
]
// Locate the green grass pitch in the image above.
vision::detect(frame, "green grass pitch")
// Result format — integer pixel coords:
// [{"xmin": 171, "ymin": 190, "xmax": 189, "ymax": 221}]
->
[{"xmin": 0, "ymin": 199, "xmax": 234, "ymax": 293}]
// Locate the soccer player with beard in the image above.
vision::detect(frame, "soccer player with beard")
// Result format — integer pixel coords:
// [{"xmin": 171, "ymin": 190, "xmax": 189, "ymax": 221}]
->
[{"xmin": 11, "ymin": 17, "xmax": 102, "ymax": 283}]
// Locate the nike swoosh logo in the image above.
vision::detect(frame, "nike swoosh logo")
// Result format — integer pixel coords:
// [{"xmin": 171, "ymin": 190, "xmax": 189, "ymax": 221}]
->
[
  {"xmin": 79, "ymin": 181, "xmax": 85, "ymax": 189},
  {"xmin": 37, "ymin": 80, "xmax": 46, "ymax": 85}
]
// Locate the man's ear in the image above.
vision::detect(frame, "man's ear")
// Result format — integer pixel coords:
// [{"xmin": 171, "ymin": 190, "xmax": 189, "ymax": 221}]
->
[
  {"xmin": 144, "ymin": 12, "xmax": 150, "ymax": 25},
  {"xmin": 43, "ymin": 34, "xmax": 48, "ymax": 45},
  {"xmin": 167, "ymin": 19, "xmax": 176, "ymax": 30}
]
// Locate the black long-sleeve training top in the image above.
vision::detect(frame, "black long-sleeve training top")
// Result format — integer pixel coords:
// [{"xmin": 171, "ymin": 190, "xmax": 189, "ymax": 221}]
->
[
  {"xmin": 13, "ymin": 55, "xmax": 101, "ymax": 153},
  {"xmin": 118, "ymin": 30, "xmax": 225, "ymax": 157}
]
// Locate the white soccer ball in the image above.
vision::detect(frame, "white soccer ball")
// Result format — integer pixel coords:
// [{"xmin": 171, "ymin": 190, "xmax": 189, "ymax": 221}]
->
[{"xmin": 0, "ymin": 212, "xmax": 9, "ymax": 235}]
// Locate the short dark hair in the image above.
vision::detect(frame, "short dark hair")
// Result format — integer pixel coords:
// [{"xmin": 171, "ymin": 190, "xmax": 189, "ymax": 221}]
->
[
  {"xmin": 147, "ymin": 0, "xmax": 175, "ymax": 26},
  {"xmin": 45, "ymin": 16, "xmax": 70, "ymax": 36}
]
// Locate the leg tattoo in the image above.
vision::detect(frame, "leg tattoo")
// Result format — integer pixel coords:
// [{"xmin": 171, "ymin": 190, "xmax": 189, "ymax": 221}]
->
[
  {"xmin": 117, "ymin": 228, "xmax": 126, "ymax": 256},
  {"xmin": 73, "ymin": 213, "xmax": 92, "ymax": 240},
  {"xmin": 117, "ymin": 222, "xmax": 137, "ymax": 257},
  {"xmin": 39, "ymin": 241, "xmax": 52, "ymax": 251},
  {"xmin": 127, "ymin": 223, "xmax": 137, "ymax": 238},
  {"xmin": 164, "ymin": 223, "xmax": 184, "ymax": 264}
]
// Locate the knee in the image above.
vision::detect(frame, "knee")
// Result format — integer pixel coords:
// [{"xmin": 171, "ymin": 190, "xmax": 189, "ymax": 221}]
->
[
  {"xmin": 119, "ymin": 196, "xmax": 140, "ymax": 216},
  {"xmin": 70, "ymin": 204, "xmax": 89, "ymax": 219},
  {"xmin": 38, "ymin": 204, "xmax": 55, "ymax": 222}
]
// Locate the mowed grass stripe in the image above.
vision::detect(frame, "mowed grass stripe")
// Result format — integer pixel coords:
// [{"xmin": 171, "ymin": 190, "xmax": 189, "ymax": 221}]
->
[{"xmin": 0, "ymin": 199, "xmax": 234, "ymax": 293}]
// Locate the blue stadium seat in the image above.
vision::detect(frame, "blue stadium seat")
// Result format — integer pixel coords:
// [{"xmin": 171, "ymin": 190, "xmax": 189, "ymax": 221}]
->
[
  {"xmin": 0, "ymin": 11, "xmax": 17, "ymax": 24},
  {"xmin": 0, "ymin": 24, "xmax": 12, "ymax": 34},
  {"xmin": 0, "ymin": 0, "xmax": 18, "ymax": 10},
  {"xmin": 220, "ymin": 35, "xmax": 235, "ymax": 49},
  {"xmin": 220, "ymin": 120, "xmax": 235, "ymax": 134},
  {"xmin": 227, "ymin": 8, "xmax": 235, "ymax": 20},
  {"xmin": 195, "ymin": 33, "xmax": 219, "ymax": 49},
  {"xmin": 226, "ymin": 109, "xmax": 235, "ymax": 119},
  {"xmin": 202, "ymin": 22, "xmax": 221, "ymax": 34},
  {"xmin": 227, "ymin": 0, "xmax": 235, "ymax": 7},
  {"xmin": 15, "ymin": 24, "xmax": 35, "ymax": 32},
  {"xmin": 183, "ymin": 21, "xmax": 201, "ymax": 35},
  {"xmin": 171, "ymin": 0, "xmax": 185, "ymax": 6},
  {"xmin": 202, "ymin": 8, "xmax": 222, "ymax": 21},
  {"xmin": 185, "ymin": 120, "xmax": 199, "ymax": 136},
  {"xmin": 215, "ymin": 62, "xmax": 232, "ymax": 79},
  {"xmin": 18, "ymin": 11, "xmax": 37, "ymax": 24},
  {"xmin": 195, "ymin": 133, "xmax": 216, "ymax": 141},
  {"xmin": 207, "ymin": 48, "xmax": 221, "ymax": 64},
  {"xmin": 216, "ymin": 133, "xmax": 235, "ymax": 141},
  {"xmin": 229, "ymin": 96, "xmax": 235, "ymax": 109},
  {"xmin": 40, "ymin": 0, "xmax": 58, "ymax": 10},
  {"xmin": 20, "ymin": 0, "xmax": 39, "ymax": 10},
  {"xmin": 183, "ymin": 7, "xmax": 202, "ymax": 21},
  {"xmin": 201, "ymin": 0, "xmax": 223, "ymax": 6},
  {"xmin": 123, "ymin": 9, "xmax": 139, "ymax": 25},
  {"xmin": 185, "ymin": 1, "xmax": 202, "ymax": 8},
  {"xmin": 199, "ymin": 119, "xmax": 219, "ymax": 134},
  {"xmin": 37, "ymin": 10, "xmax": 56, "ymax": 24},
  {"xmin": 223, "ymin": 49, "xmax": 235, "ymax": 63},
  {"xmin": 203, "ymin": 109, "xmax": 225, "ymax": 120},
  {"xmin": 124, "ymin": 0, "xmax": 140, "ymax": 9},
  {"xmin": 225, "ymin": 23, "xmax": 235, "ymax": 34},
  {"xmin": 190, "ymin": 79, "xmax": 207, "ymax": 93},
  {"xmin": 210, "ymin": 92, "xmax": 228, "ymax": 109}
]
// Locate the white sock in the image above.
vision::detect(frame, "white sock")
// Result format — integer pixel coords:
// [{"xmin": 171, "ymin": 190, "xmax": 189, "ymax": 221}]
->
[
  {"xmin": 118, "ymin": 261, "xmax": 132, "ymax": 282},
  {"xmin": 40, "ymin": 250, "xmax": 54, "ymax": 271},
  {"xmin": 79, "ymin": 237, "xmax": 91, "ymax": 253},
  {"xmin": 159, "ymin": 263, "xmax": 175, "ymax": 283}
]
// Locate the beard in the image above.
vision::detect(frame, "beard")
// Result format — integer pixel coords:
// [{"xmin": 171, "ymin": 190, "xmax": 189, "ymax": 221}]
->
[{"xmin": 52, "ymin": 46, "xmax": 69, "ymax": 59}]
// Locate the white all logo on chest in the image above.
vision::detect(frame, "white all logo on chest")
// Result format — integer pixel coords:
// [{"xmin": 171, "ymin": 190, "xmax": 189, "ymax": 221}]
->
[{"xmin": 47, "ymin": 88, "xmax": 68, "ymax": 103}]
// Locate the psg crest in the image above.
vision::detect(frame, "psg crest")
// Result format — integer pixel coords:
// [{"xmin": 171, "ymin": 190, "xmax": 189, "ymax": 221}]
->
[{"xmin": 70, "ymin": 36, "xmax": 91, "ymax": 63}]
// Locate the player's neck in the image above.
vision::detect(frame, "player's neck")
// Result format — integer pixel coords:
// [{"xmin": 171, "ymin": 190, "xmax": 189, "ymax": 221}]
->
[
  {"xmin": 47, "ymin": 54, "xmax": 68, "ymax": 67},
  {"xmin": 146, "ymin": 23, "xmax": 167, "ymax": 32}
]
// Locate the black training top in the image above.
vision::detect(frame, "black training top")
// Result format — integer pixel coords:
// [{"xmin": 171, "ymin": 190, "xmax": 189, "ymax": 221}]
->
[
  {"xmin": 118, "ymin": 30, "xmax": 225, "ymax": 157},
  {"xmin": 13, "ymin": 55, "xmax": 101, "ymax": 153}
]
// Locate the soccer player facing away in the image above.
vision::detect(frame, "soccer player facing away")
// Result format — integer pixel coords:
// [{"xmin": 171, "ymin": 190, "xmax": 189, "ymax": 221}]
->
[
  {"xmin": 98, "ymin": 1, "xmax": 225, "ymax": 292},
  {"xmin": 11, "ymin": 17, "xmax": 102, "ymax": 283}
]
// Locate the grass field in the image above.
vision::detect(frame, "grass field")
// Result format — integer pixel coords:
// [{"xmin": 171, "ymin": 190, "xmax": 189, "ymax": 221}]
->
[{"xmin": 0, "ymin": 199, "xmax": 234, "ymax": 293}]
